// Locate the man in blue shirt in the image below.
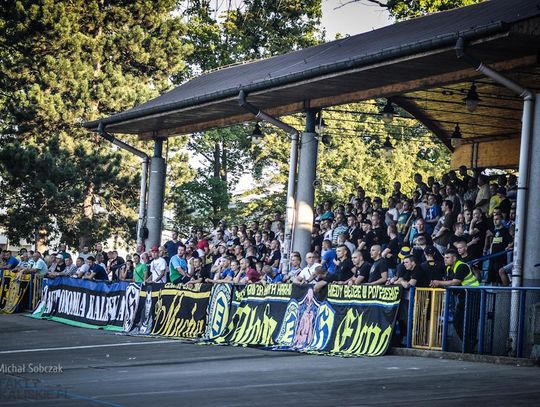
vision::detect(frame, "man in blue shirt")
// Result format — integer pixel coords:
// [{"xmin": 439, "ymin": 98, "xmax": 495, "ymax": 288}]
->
[
  {"xmin": 169, "ymin": 244, "xmax": 190, "ymax": 284},
  {"xmin": 164, "ymin": 231, "xmax": 182, "ymax": 260},
  {"xmin": 321, "ymin": 239, "xmax": 336, "ymax": 274},
  {"xmin": 263, "ymin": 265, "xmax": 283, "ymax": 284},
  {"xmin": 83, "ymin": 256, "xmax": 108, "ymax": 280},
  {"xmin": 1, "ymin": 250, "xmax": 19, "ymax": 271}
]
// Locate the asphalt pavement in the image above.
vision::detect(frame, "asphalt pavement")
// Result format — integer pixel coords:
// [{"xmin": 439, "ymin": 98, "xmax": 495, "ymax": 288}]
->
[{"xmin": 1, "ymin": 314, "xmax": 539, "ymax": 407}]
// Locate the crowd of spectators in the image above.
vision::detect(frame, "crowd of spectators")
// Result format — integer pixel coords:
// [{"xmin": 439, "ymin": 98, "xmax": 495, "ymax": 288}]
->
[{"xmin": 0, "ymin": 166, "xmax": 517, "ymax": 291}]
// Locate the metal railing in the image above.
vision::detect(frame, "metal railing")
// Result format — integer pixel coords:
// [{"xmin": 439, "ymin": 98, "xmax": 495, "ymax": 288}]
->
[{"xmin": 405, "ymin": 286, "xmax": 540, "ymax": 358}]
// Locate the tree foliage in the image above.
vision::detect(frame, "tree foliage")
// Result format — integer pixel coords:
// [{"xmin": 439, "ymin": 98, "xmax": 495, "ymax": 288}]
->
[
  {"xmin": 169, "ymin": 0, "xmax": 323, "ymax": 232},
  {"xmin": 348, "ymin": 0, "xmax": 483, "ymax": 20},
  {"xmin": 0, "ymin": 0, "xmax": 192, "ymax": 248}
]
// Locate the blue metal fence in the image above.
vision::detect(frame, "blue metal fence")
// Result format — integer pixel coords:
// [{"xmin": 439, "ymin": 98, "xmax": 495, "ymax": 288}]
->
[{"xmin": 405, "ymin": 285, "xmax": 540, "ymax": 358}]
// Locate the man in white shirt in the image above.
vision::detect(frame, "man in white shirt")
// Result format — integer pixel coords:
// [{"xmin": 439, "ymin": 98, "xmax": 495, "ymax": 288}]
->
[
  {"xmin": 148, "ymin": 245, "xmax": 167, "ymax": 283},
  {"xmin": 294, "ymin": 252, "xmax": 322, "ymax": 284}
]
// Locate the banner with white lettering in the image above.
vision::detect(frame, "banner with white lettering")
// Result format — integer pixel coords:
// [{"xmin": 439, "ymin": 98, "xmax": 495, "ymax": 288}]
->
[{"xmin": 31, "ymin": 277, "xmax": 129, "ymax": 331}]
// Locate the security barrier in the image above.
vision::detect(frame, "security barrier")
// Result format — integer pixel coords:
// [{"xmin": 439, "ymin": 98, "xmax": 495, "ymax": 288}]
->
[
  {"xmin": 406, "ymin": 285, "xmax": 540, "ymax": 358},
  {"xmin": 411, "ymin": 288, "xmax": 445, "ymax": 350}
]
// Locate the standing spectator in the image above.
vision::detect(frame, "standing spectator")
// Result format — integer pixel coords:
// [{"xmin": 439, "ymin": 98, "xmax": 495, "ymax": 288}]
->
[
  {"xmin": 78, "ymin": 246, "xmax": 92, "ymax": 262},
  {"xmin": 94, "ymin": 243, "xmax": 108, "ymax": 265},
  {"xmin": 485, "ymin": 214, "xmax": 512, "ymax": 284},
  {"xmin": 164, "ymin": 231, "xmax": 182, "ymax": 260},
  {"xmin": 382, "ymin": 225, "xmax": 399, "ymax": 279},
  {"xmin": 371, "ymin": 211, "xmax": 389, "ymax": 246},
  {"xmin": 446, "ymin": 184, "xmax": 462, "ymax": 217},
  {"xmin": 120, "ymin": 260, "xmax": 135, "ymax": 281},
  {"xmin": 133, "ymin": 254, "xmax": 148, "ymax": 283},
  {"xmin": 468, "ymin": 208, "xmax": 487, "ymax": 259},
  {"xmin": 506, "ymin": 174, "xmax": 518, "ymax": 201},
  {"xmin": 331, "ymin": 214, "xmax": 348, "ymax": 246},
  {"xmin": 147, "ymin": 246, "xmax": 167, "ymax": 283},
  {"xmin": 414, "ymin": 173, "xmax": 429, "ymax": 198},
  {"xmin": 475, "ymin": 175, "xmax": 491, "ymax": 214},
  {"xmin": 463, "ymin": 178, "xmax": 478, "ymax": 205},
  {"xmin": 347, "ymin": 214, "xmax": 362, "ymax": 247},
  {"xmin": 432, "ymin": 200, "xmax": 455, "ymax": 255},
  {"xmin": 424, "ymin": 194, "xmax": 442, "ymax": 235}
]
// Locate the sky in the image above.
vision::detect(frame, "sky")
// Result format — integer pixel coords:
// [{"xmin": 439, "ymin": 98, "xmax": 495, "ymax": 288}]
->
[{"xmin": 321, "ymin": 0, "xmax": 393, "ymax": 39}]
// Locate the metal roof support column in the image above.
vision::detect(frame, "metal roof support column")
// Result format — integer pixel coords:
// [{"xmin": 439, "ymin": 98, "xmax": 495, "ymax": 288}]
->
[
  {"xmin": 239, "ymin": 91, "xmax": 299, "ymax": 272},
  {"xmin": 456, "ymin": 37, "xmax": 536, "ymax": 357},
  {"xmin": 524, "ymin": 97, "xmax": 540, "ymax": 287},
  {"xmin": 146, "ymin": 138, "xmax": 166, "ymax": 250},
  {"xmin": 96, "ymin": 123, "xmax": 149, "ymax": 248},
  {"xmin": 292, "ymin": 109, "xmax": 319, "ymax": 265}
]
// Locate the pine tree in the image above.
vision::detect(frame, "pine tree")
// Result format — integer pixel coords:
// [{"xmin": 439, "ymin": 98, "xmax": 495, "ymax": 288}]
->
[{"xmin": 0, "ymin": 0, "xmax": 192, "ymax": 249}]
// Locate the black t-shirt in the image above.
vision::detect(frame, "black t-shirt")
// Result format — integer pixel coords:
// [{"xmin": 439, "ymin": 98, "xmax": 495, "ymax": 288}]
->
[
  {"xmin": 327, "ymin": 258, "xmax": 354, "ymax": 283},
  {"xmin": 386, "ymin": 237, "xmax": 399, "ymax": 268},
  {"xmin": 410, "ymin": 265, "xmax": 430, "ymax": 287},
  {"xmin": 348, "ymin": 227, "xmax": 362, "ymax": 247},
  {"xmin": 354, "ymin": 262, "xmax": 372, "ymax": 282},
  {"xmin": 420, "ymin": 261, "xmax": 445, "ymax": 281},
  {"xmin": 490, "ymin": 227, "xmax": 511, "ymax": 254},
  {"xmin": 266, "ymin": 250, "xmax": 281, "ymax": 267},
  {"xmin": 311, "ymin": 233, "xmax": 324, "ymax": 252},
  {"xmin": 469, "ymin": 221, "xmax": 487, "ymax": 258},
  {"xmin": 90, "ymin": 264, "xmax": 108, "ymax": 280},
  {"xmin": 193, "ymin": 266, "xmax": 211, "ymax": 281},
  {"xmin": 255, "ymin": 243, "xmax": 267, "ymax": 261},
  {"xmin": 396, "ymin": 262, "xmax": 411, "ymax": 281},
  {"xmin": 368, "ymin": 258, "xmax": 388, "ymax": 283},
  {"xmin": 360, "ymin": 231, "xmax": 377, "ymax": 260},
  {"xmin": 373, "ymin": 226, "xmax": 389, "ymax": 246}
]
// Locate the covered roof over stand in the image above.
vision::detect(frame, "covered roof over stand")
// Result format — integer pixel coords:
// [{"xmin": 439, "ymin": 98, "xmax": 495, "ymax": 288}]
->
[{"xmin": 85, "ymin": 0, "xmax": 540, "ymax": 168}]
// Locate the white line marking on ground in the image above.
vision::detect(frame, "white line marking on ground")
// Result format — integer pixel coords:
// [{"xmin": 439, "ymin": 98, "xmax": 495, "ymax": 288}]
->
[{"xmin": 0, "ymin": 340, "xmax": 178, "ymax": 354}]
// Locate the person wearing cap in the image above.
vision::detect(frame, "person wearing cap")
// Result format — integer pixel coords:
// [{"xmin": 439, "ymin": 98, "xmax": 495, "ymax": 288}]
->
[
  {"xmin": 47, "ymin": 254, "xmax": 65, "ymax": 276},
  {"xmin": 420, "ymin": 245, "xmax": 445, "ymax": 281},
  {"xmin": 169, "ymin": 244, "xmax": 190, "ymax": 284},
  {"xmin": 54, "ymin": 257, "xmax": 77, "ymax": 277},
  {"xmin": 82, "ymin": 256, "xmax": 108, "ymax": 280}
]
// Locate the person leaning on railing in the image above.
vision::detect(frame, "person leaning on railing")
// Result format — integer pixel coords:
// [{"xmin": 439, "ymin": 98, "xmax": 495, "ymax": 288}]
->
[{"xmin": 429, "ymin": 248, "xmax": 479, "ymax": 288}]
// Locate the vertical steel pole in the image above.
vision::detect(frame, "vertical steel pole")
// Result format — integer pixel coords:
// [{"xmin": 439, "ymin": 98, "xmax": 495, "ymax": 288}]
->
[
  {"xmin": 292, "ymin": 109, "xmax": 319, "ymax": 262},
  {"xmin": 406, "ymin": 287, "xmax": 415, "ymax": 348},
  {"xmin": 442, "ymin": 288, "xmax": 450, "ymax": 352},
  {"xmin": 145, "ymin": 139, "xmax": 166, "ymax": 250},
  {"xmin": 478, "ymin": 289, "xmax": 486, "ymax": 354}
]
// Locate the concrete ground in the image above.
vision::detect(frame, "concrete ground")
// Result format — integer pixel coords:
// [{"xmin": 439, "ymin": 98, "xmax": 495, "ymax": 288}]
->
[{"xmin": 0, "ymin": 314, "xmax": 539, "ymax": 407}]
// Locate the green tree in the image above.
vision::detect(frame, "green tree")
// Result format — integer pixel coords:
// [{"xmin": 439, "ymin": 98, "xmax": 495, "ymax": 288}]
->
[
  {"xmin": 170, "ymin": 0, "xmax": 323, "ymax": 231},
  {"xmin": 0, "ymin": 0, "xmax": 192, "ymax": 248},
  {"xmin": 347, "ymin": 0, "xmax": 483, "ymax": 20},
  {"xmin": 235, "ymin": 102, "xmax": 450, "ymax": 222}
]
